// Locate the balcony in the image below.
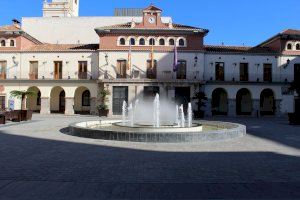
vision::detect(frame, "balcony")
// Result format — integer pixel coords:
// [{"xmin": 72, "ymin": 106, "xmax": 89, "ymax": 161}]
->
[
  {"xmin": 0, "ymin": 73, "xmax": 6, "ymax": 80},
  {"xmin": 78, "ymin": 72, "xmax": 88, "ymax": 79},
  {"xmin": 29, "ymin": 73, "xmax": 38, "ymax": 80}
]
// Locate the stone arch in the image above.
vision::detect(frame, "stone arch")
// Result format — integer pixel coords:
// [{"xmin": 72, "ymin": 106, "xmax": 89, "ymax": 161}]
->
[
  {"xmin": 260, "ymin": 88, "xmax": 275, "ymax": 116},
  {"xmin": 74, "ymin": 86, "xmax": 91, "ymax": 114},
  {"xmin": 177, "ymin": 37, "xmax": 187, "ymax": 47},
  {"xmin": 117, "ymin": 36, "xmax": 126, "ymax": 46},
  {"xmin": 50, "ymin": 86, "xmax": 65, "ymax": 113},
  {"xmin": 26, "ymin": 86, "xmax": 41, "ymax": 112},
  {"xmin": 236, "ymin": 88, "xmax": 252, "ymax": 115},
  {"xmin": 211, "ymin": 88, "xmax": 228, "ymax": 115}
]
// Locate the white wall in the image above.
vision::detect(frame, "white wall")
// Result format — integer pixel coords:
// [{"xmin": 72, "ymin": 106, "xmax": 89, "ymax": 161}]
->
[{"xmin": 22, "ymin": 17, "xmax": 172, "ymax": 44}]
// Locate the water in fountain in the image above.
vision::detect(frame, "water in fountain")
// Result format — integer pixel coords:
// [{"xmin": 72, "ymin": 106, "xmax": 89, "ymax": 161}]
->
[
  {"xmin": 179, "ymin": 104, "xmax": 185, "ymax": 127},
  {"xmin": 153, "ymin": 94, "xmax": 160, "ymax": 127},
  {"xmin": 188, "ymin": 102, "xmax": 192, "ymax": 127},
  {"xmin": 133, "ymin": 99, "xmax": 139, "ymax": 125},
  {"xmin": 122, "ymin": 101, "xmax": 127, "ymax": 125},
  {"xmin": 128, "ymin": 103, "xmax": 134, "ymax": 127}
]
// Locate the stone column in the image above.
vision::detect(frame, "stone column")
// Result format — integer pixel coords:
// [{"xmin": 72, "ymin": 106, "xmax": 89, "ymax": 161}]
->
[
  {"xmin": 65, "ymin": 97, "xmax": 74, "ymax": 115},
  {"xmin": 275, "ymin": 99, "xmax": 282, "ymax": 117},
  {"xmin": 90, "ymin": 97, "xmax": 97, "ymax": 115},
  {"xmin": 252, "ymin": 99, "xmax": 260, "ymax": 117},
  {"xmin": 205, "ymin": 99, "xmax": 212, "ymax": 117},
  {"xmin": 228, "ymin": 99, "xmax": 236, "ymax": 117},
  {"xmin": 40, "ymin": 97, "xmax": 50, "ymax": 114}
]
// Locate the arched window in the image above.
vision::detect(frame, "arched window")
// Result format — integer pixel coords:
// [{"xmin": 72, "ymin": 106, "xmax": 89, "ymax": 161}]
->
[
  {"xmin": 119, "ymin": 38, "xmax": 126, "ymax": 45},
  {"xmin": 0, "ymin": 40, "xmax": 5, "ymax": 47},
  {"xmin": 296, "ymin": 44, "xmax": 300, "ymax": 50},
  {"xmin": 169, "ymin": 38, "xmax": 175, "ymax": 46},
  {"xmin": 82, "ymin": 90, "xmax": 91, "ymax": 106},
  {"xmin": 159, "ymin": 38, "xmax": 165, "ymax": 46},
  {"xmin": 130, "ymin": 38, "xmax": 135, "ymax": 45},
  {"xmin": 149, "ymin": 38, "xmax": 155, "ymax": 46},
  {"xmin": 178, "ymin": 38, "xmax": 185, "ymax": 46},
  {"xmin": 287, "ymin": 43, "xmax": 292, "ymax": 50},
  {"xmin": 37, "ymin": 91, "xmax": 41, "ymax": 106},
  {"xmin": 10, "ymin": 40, "xmax": 15, "ymax": 47},
  {"xmin": 139, "ymin": 38, "xmax": 145, "ymax": 45}
]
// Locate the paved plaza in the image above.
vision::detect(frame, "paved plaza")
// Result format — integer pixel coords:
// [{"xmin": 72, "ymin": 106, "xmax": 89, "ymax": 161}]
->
[{"xmin": 0, "ymin": 114, "xmax": 300, "ymax": 199}]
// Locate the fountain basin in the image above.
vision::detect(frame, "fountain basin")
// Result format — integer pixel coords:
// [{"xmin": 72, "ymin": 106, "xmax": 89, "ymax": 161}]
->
[{"xmin": 68, "ymin": 120, "xmax": 246, "ymax": 143}]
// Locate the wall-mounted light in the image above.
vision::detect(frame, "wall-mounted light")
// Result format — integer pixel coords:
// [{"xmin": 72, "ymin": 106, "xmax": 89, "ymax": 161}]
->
[
  {"xmin": 210, "ymin": 62, "xmax": 214, "ymax": 66},
  {"xmin": 12, "ymin": 56, "xmax": 18, "ymax": 65},
  {"xmin": 284, "ymin": 59, "xmax": 290, "ymax": 69},
  {"xmin": 255, "ymin": 63, "xmax": 260, "ymax": 67},
  {"xmin": 105, "ymin": 53, "xmax": 109, "ymax": 65},
  {"xmin": 233, "ymin": 63, "xmax": 237, "ymax": 66}
]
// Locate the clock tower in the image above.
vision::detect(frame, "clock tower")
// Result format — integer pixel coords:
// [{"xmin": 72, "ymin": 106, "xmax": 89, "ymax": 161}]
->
[{"xmin": 140, "ymin": 4, "xmax": 167, "ymax": 28}]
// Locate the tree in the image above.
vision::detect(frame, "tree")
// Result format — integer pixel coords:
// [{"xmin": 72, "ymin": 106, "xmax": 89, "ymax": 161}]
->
[{"xmin": 10, "ymin": 89, "xmax": 36, "ymax": 110}]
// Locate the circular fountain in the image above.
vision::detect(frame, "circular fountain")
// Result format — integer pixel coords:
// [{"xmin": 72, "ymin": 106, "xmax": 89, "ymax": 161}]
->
[{"xmin": 69, "ymin": 94, "xmax": 246, "ymax": 143}]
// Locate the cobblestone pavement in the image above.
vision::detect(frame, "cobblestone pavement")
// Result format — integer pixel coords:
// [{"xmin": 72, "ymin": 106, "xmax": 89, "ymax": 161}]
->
[{"xmin": 0, "ymin": 114, "xmax": 300, "ymax": 199}]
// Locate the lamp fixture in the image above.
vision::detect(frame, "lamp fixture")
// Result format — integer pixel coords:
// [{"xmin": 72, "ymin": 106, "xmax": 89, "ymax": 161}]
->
[
  {"xmin": 284, "ymin": 59, "xmax": 290, "ymax": 69},
  {"xmin": 105, "ymin": 53, "xmax": 109, "ymax": 65}
]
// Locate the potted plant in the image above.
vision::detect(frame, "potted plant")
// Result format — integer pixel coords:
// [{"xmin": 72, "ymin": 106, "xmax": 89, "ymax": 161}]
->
[
  {"xmin": 10, "ymin": 89, "xmax": 36, "ymax": 121},
  {"xmin": 97, "ymin": 89, "xmax": 110, "ymax": 117},
  {"xmin": 192, "ymin": 91, "xmax": 207, "ymax": 119}
]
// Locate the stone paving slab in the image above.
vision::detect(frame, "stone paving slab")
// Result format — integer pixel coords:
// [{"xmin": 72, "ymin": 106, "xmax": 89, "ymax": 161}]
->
[{"xmin": 0, "ymin": 114, "xmax": 300, "ymax": 199}]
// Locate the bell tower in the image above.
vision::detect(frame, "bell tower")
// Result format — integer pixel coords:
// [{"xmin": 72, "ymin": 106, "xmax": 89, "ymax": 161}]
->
[
  {"xmin": 43, "ymin": 0, "xmax": 79, "ymax": 17},
  {"xmin": 140, "ymin": 4, "xmax": 166, "ymax": 28}
]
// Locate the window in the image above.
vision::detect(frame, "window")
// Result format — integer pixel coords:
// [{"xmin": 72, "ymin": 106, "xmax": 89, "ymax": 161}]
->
[
  {"xmin": 0, "ymin": 96, "xmax": 5, "ymax": 110},
  {"xmin": 159, "ymin": 38, "xmax": 165, "ymax": 46},
  {"xmin": 129, "ymin": 38, "xmax": 135, "ymax": 45},
  {"xmin": 169, "ymin": 39, "xmax": 175, "ymax": 46},
  {"xmin": 29, "ymin": 61, "xmax": 38, "ymax": 79},
  {"xmin": 263, "ymin": 64, "xmax": 272, "ymax": 82},
  {"xmin": 215, "ymin": 62, "xmax": 225, "ymax": 81},
  {"xmin": 295, "ymin": 64, "xmax": 300, "ymax": 82},
  {"xmin": 78, "ymin": 61, "xmax": 88, "ymax": 79},
  {"xmin": 10, "ymin": 40, "xmax": 15, "ymax": 47},
  {"xmin": 177, "ymin": 60, "xmax": 187, "ymax": 79},
  {"xmin": 82, "ymin": 90, "xmax": 90, "ymax": 106},
  {"xmin": 116, "ymin": 59, "xmax": 127, "ymax": 78},
  {"xmin": 296, "ymin": 44, "xmax": 300, "ymax": 50},
  {"xmin": 0, "ymin": 40, "xmax": 5, "ymax": 47},
  {"xmin": 146, "ymin": 59, "xmax": 157, "ymax": 79},
  {"xmin": 0, "ymin": 61, "xmax": 7, "ymax": 79},
  {"xmin": 54, "ymin": 61, "xmax": 63, "ymax": 80},
  {"xmin": 178, "ymin": 38, "xmax": 185, "ymax": 46},
  {"xmin": 139, "ymin": 38, "xmax": 145, "ymax": 45},
  {"xmin": 149, "ymin": 38, "xmax": 155, "ymax": 45},
  {"xmin": 240, "ymin": 63, "xmax": 249, "ymax": 81},
  {"xmin": 119, "ymin": 38, "xmax": 126, "ymax": 45},
  {"xmin": 37, "ymin": 91, "xmax": 41, "ymax": 106},
  {"xmin": 287, "ymin": 43, "xmax": 292, "ymax": 50}
]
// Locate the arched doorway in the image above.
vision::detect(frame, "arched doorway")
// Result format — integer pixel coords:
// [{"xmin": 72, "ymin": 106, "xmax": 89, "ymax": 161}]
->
[
  {"xmin": 74, "ymin": 86, "xmax": 91, "ymax": 114},
  {"xmin": 260, "ymin": 89, "xmax": 275, "ymax": 116},
  {"xmin": 26, "ymin": 86, "xmax": 41, "ymax": 112},
  {"xmin": 50, "ymin": 86, "xmax": 65, "ymax": 113},
  {"xmin": 236, "ymin": 88, "xmax": 252, "ymax": 115},
  {"xmin": 211, "ymin": 88, "xmax": 228, "ymax": 115}
]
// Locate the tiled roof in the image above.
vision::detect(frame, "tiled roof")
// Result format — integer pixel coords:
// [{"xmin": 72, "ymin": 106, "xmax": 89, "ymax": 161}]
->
[
  {"xmin": 96, "ymin": 22, "xmax": 208, "ymax": 33},
  {"xmin": 205, "ymin": 45, "xmax": 278, "ymax": 54},
  {"xmin": 0, "ymin": 25, "xmax": 21, "ymax": 32},
  {"xmin": 281, "ymin": 29, "xmax": 300, "ymax": 35},
  {"xmin": 24, "ymin": 44, "xmax": 99, "ymax": 52}
]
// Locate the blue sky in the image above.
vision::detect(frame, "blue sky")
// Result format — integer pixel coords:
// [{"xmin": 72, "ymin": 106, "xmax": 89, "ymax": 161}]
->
[{"xmin": 1, "ymin": 0, "xmax": 300, "ymax": 46}]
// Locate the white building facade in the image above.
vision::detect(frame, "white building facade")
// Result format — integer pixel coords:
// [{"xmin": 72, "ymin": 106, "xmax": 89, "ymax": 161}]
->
[{"xmin": 0, "ymin": 3, "xmax": 299, "ymax": 117}]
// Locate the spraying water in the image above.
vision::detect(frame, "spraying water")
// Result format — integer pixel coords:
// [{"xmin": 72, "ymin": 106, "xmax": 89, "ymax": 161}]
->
[
  {"xmin": 187, "ymin": 102, "xmax": 192, "ymax": 127},
  {"xmin": 128, "ymin": 103, "xmax": 134, "ymax": 127},
  {"xmin": 153, "ymin": 94, "xmax": 160, "ymax": 127},
  {"xmin": 122, "ymin": 101, "xmax": 127, "ymax": 125},
  {"xmin": 179, "ymin": 104, "xmax": 185, "ymax": 128},
  {"xmin": 175, "ymin": 105, "xmax": 179, "ymax": 126}
]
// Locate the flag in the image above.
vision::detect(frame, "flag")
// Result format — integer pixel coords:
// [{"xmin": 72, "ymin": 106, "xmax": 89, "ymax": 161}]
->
[
  {"xmin": 173, "ymin": 42, "xmax": 178, "ymax": 72},
  {"xmin": 127, "ymin": 41, "xmax": 132, "ymax": 70},
  {"xmin": 150, "ymin": 44, "xmax": 154, "ymax": 69}
]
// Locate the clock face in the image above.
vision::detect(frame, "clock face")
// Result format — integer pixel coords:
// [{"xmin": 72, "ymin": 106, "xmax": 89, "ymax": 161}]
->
[{"xmin": 148, "ymin": 17, "xmax": 155, "ymax": 24}]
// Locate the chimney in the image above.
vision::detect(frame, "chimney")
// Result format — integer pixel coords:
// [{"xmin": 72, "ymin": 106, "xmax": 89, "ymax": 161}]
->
[{"xmin": 12, "ymin": 19, "xmax": 21, "ymax": 29}]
